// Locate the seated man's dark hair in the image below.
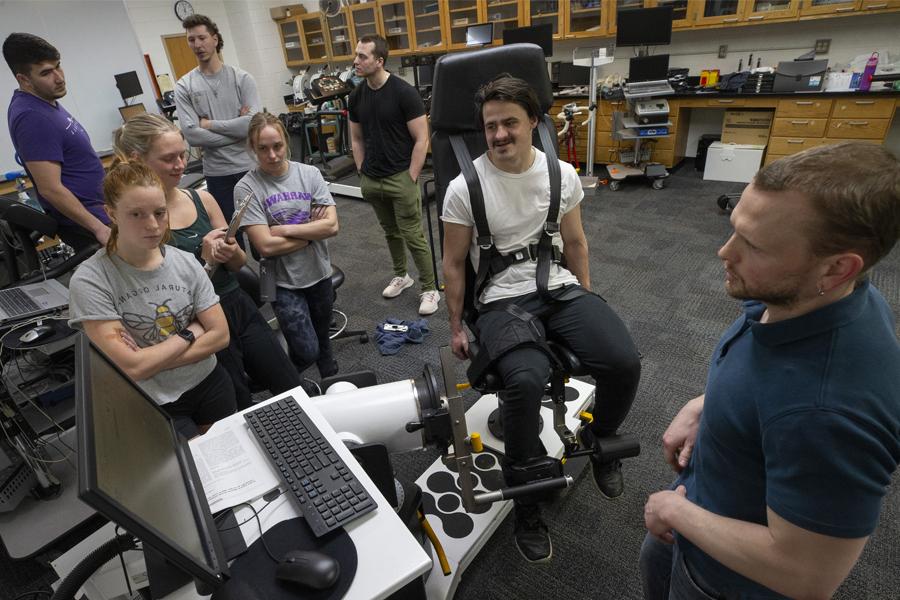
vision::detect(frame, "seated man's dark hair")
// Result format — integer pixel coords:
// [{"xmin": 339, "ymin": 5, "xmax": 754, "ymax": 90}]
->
[
  {"xmin": 2, "ymin": 33, "xmax": 60, "ymax": 77},
  {"xmin": 754, "ymin": 141, "xmax": 900, "ymax": 275},
  {"xmin": 474, "ymin": 74, "xmax": 542, "ymax": 130},
  {"xmin": 358, "ymin": 35, "xmax": 389, "ymax": 63},
  {"xmin": 182, "ymin": 14, "xmax": 224, "ymax": 53}
]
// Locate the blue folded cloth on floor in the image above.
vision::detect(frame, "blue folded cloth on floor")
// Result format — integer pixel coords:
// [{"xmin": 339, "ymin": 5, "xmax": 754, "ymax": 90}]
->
[{"xmin": 375, "ymin": 318, "xmax": 429, "ymax": 355}]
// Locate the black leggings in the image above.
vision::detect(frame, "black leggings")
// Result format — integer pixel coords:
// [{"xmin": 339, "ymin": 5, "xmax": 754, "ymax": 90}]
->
[{"xmin": 163, "ymin": 363, "xmax": 237, "ymax": 438}]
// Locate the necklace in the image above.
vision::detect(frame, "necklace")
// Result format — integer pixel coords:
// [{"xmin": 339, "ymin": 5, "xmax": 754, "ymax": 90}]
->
[{"xmin": 199, "ymin": 69, "xmax": 221, "ymax": 98}]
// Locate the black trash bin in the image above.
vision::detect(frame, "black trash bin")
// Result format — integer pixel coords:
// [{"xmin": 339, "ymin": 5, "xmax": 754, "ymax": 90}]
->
[{"xmin": 695, "ymin": 134, "xmax": 721, "ymax": 172}]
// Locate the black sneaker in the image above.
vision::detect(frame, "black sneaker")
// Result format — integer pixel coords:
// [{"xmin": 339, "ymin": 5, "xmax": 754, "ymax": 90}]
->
[
  {"xmin": 589, "ymin": 456, "xmax": 624, "ymax": 500},
  {"xmin": 513, "ymin": 504, "xmax": 552, "ymax": 563}
]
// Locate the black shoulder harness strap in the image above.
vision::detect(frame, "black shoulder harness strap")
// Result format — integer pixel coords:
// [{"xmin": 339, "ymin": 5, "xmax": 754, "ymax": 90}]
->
[{"xmin": 448, "ymin": 116, "xmax": 563, "ymax": 303}]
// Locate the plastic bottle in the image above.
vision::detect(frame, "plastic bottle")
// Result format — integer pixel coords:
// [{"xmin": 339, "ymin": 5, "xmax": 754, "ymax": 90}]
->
[
  {"xmin": 859, "ymin": 52, "xmax": 879, "ymax": 92},
  {"xmin": 15, "ymin": 178, "xmax": 43, "ymax": 212}
]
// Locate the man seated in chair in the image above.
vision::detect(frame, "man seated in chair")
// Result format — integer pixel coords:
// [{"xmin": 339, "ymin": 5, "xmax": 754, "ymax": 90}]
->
[{"xmin": 441, "ymin": 75, "xmax": 641, "ymax": 563}]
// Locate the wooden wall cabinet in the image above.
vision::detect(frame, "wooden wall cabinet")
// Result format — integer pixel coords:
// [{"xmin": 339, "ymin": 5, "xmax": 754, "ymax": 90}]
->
[
  {"xmin": 299, "ymin": 12, "xmax": 330, "ymax": 63},
  {"xmin": 277, "ymin": 17, "xmax": 307, "ymax": 67},
  {"xmin": 325, "ymin": 7, "xmax": 355, "ymax": 62},
  {"xmin": 445, "ymin": 0, "xmax": 482, "ymax": 51},
  {"xmin": 693, "ymin": 0, "xmax": 748, "ymax": 27},
  {"xmin": 484, "ymin": 0, "xmax": 526, "ymax": 44},
  {"xmin": 743, "ymin": 0, "xmax": 799, "ymax": 22},
  {"xmin": 411, "ymin": 0, "xmax": 448, "ymax": 52},
  {"xmin": 349, "ymin": 3, "xmax": 381, "ymax": 47},
  {"xmin": 799, "ymin": 0, "xmax": 858, "ymax": 17},
  {"xmin": 526, "ymin": 0, "xmax": 565, "ymax": 36},
  {"xmin": 608, "ymin": 0, "xmax": 652, "ymax": 36},
  {"xmin": 378, "ymin": 0, "xmax": 415, "ymax": 56},
  {"xmin": 651, "ymin": 0, "xmax": 696, "ymax": 28},
  {"xmin": 564, "ymin": 0, "xmax": 608, "ymax": 38},
  {"xmin": 858, "ymin": 0, "xmax": 900, "ymax": 10}
]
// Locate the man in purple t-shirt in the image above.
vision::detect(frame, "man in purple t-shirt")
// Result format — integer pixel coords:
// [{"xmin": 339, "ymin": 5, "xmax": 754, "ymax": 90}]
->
[{"xmin": 3, "ymin": 33, "xmax": 108, "ymax": 251}]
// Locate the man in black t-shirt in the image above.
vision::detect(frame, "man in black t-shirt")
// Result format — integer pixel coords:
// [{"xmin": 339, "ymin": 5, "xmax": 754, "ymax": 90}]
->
[{"xmin": 348, "ymin": 35, "xmax": 439, "ymax": 316}]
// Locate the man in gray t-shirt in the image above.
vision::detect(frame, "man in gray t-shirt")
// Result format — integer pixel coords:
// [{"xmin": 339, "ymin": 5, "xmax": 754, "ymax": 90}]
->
[
  {"xmin": 175, "ymin": 14, "xmax": 258, "ymax": 223},
  {"xmin": 68, "ymin": 247, "xmax": 220, "ymax": 405}
]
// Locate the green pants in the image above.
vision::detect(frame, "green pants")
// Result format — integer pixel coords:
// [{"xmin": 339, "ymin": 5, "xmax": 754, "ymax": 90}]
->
[{"xmin": 360, "ymin": 171, "xmax": 436, "ymax": 292}]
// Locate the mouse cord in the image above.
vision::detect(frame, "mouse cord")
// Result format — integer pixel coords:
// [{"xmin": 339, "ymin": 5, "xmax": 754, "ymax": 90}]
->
[{"xmin": 219, "ymin": 499, "xmax": 282, "ymax": 563}]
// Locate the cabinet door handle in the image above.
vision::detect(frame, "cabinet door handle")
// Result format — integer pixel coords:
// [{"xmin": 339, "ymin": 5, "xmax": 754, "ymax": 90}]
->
[
  {"xmin": 723, "ymin": 17, "xmax": 740, "ymax": 22},
  {"xmin": 787, "ymin": 139, "xmax": 806, "ymax": 144},
  {"xmin": 747, "ymin": 15, "xmax": 765, "ymax": 20},
  {"xmin": 848, "ymin": 121, "xmax": 870, "ymax": 126},
  {"xmin": 854, "ymin": 100, "xmax": 875, "ymax": 105},
  {"xmin": 717, "ymin": 99, "xmax": 735, "ymax": 103},
  {"xmin": 795, "ymin": 101, "xmax": 814, "ymax": 106},
  {"xmin": 865, "ymin": 2, "xmax": 888, "ymax": 7},
  {"xmin": 790, "ymin": 120, "xmax": 811, "ymax": 125},
  {"xmin": 835, "ymin": 6, "xmax": 855, "ymax": 11}
]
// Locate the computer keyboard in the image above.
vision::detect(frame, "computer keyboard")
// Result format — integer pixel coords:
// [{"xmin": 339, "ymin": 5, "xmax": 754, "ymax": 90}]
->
[
  {"xmin": 0, "ymin": 288, "xmax": 40, "ymax": 317},
  {"xmin": 244, "ymin": 396, "xmax": 376, "ymax": 537}
]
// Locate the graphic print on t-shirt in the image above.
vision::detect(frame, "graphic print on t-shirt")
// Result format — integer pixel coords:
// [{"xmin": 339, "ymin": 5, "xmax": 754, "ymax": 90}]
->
[
  {"xmin": 264, "ymin": 190, "xmax": 314, "ymax": 225},
  {"xmin": 117, "ymin": 282, "xmax": 196, "ymax": 345}
]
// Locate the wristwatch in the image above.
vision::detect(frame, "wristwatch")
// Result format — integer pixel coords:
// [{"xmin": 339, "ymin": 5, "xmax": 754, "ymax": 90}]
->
[{"xmin": 177, "ymin": 328, "xmax": 196, "ymax": 344}]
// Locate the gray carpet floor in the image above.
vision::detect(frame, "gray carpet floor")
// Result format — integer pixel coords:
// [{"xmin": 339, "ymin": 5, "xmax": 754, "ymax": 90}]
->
[{"xmin": 1, "ymin": 162, "xmax": 898, "ymax": 599}]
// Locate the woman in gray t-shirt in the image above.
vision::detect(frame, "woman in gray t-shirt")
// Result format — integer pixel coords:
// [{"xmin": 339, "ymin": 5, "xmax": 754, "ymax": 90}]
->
[
  {"xmin": 68, "ymin": 161, "xmax": 236, "ymax": 437},
  {"xmin": 238, "ymin": 112, "xmax": 339, "ymax": 378}
]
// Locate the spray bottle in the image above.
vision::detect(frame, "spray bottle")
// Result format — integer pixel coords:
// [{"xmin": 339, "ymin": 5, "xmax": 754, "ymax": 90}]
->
[{"xmin": 859, "ymin": 52, "xmax": 879, "ymax": 91}]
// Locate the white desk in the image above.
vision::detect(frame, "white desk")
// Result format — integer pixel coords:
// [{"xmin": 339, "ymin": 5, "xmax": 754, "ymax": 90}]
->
[{"xmin": 167, "ymin": 387, "xmax": 432, "ymax": 600}]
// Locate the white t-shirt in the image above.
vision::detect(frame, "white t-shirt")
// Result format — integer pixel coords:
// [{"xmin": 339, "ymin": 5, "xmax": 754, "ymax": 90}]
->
[{"xmin": 441, "ymin": 148, "xmax": 584, "ymax": 305}]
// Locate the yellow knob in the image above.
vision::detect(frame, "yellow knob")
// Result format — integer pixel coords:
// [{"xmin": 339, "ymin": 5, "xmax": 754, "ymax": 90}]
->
[
  {"xmin": 469, "ymin": 432, "xmax": 483, "ymax": 453},
  {"xmin": 579, "ymin": 411, "xmax": 594, "ymax": 423},
  {"xmin": 456, "ymin": 382, "xmax": 471, "ymax": 391}
]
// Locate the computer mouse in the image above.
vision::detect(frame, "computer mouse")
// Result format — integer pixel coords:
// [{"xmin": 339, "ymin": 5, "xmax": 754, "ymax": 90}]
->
[
  {"xmin": 19, "ymin": 324, "xmax": 54, "ymax": 344},
  {"xmin": 275, "ymin": 549, "xmax": 340, "ymax": 590}
]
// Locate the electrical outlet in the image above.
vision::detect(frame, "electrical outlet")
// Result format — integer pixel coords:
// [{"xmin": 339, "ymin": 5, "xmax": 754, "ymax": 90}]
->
[
  {"xmin": 718, "ymin": 45, "xmax": 728, "ymax": 59},
  {"xmin": 814, "ymin": 39, "xmax": 831, "ymax": 54}
]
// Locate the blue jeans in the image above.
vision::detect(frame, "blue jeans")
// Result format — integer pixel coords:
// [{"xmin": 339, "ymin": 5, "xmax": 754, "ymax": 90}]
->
[
  {"xmin": 272, "ymin": 277, "xmax": 337, "ymax": 378},
  {"xmin": 640, "ymin": 534, "xmax": 724, "ymax": 600},
  {"xmin": 217, "ymin": 287, "xmax": 301, "ymax": 410}
]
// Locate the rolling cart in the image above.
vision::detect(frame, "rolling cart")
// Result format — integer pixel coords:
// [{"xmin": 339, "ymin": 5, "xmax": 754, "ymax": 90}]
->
[{"xmin": 607, "ymin": 83, "xmax": 673, "ymax": 191}]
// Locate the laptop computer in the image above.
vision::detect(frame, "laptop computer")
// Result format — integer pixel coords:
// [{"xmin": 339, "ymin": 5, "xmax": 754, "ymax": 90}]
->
[{"xmin": 0, "ymin": 279, "xmax": 69, "ymax": 325}]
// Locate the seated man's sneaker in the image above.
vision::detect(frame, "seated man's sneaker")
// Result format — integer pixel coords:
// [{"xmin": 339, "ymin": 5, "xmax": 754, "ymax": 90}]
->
[
  {"xmin": 578, "ymin": 427, "xmax": 625, "ymax": 499},
  {"xmin": 589, "ymin": 456, "xmax": 624, "ymax": 500},
  {"xmin": 419, "ymin": 290, "xmax": 440, "ymax": 315},
  {"xmin": 513, "ymin": 503, "xmax": 552, "ymax": 563},
  {"xmin": 383, "ymin": 274, "xmax": 414, "ymax": 298}
]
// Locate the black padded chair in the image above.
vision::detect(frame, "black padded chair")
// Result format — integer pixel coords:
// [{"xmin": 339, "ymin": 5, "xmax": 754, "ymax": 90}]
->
[
  {"xmin": 0, "ymin": 196, "xmax": 99, "ymax": 287},
  {"xmin": 430, "ymin": 44, "xmax": 634, "ymax": 458}
]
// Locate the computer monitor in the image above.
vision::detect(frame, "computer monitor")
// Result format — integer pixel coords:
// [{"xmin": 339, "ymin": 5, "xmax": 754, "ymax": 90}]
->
[
  {"xmin": 629, "ymin": 54, "xmax": 671, "ymax": 83},
  {"xmin": 465, "ymin": 23, "xmax": 494, "ymax": 47},
  {"xmin": 502, "ymin": 23, "xmax": 553, "ymax": 57},
  {"xmin": 114, "ymin": 71, "xmax": 143, "ymax": 101},
  {"xmin": 616, "ymin": 6, "xmax": 673, "ymax": 47},
  {"xmin": 119, "ymin": 103, "xmax": 147, "ymax": 122},
  {"xmin": 556, "ymin": 62, "xmax": 591, "ymax": 88},
  {"xmin": 75, "ymin": 334, "xmax": 228, "ymax": 591}
]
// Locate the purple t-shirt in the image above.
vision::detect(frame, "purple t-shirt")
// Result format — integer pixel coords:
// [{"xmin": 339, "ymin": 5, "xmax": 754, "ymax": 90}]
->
[{"xmin": 7, "ymin": 90, "xmax": 107, "ymax": 227}]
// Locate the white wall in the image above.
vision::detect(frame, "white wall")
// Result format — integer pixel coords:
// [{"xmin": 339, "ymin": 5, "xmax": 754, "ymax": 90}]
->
[{"xmin": 1, "ymin": 1, "xmax": 157, "ymax": 174}]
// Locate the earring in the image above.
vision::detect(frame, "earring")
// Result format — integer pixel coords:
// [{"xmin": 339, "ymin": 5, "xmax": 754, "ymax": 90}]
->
[{"xmin": 817, "ymin": 285, "xmax": 825, "ymax": 296}]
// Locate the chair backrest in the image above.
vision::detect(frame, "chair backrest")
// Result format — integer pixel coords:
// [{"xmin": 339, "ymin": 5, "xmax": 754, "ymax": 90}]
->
[{"xmin": 430, "ymin": 43, "xmax": 555, "ymax": 224}]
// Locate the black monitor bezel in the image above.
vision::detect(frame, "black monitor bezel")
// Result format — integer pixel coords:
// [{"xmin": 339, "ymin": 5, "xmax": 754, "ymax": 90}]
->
[
  {"xmin": 616, "ymin": 6, "xmax": 674, "ymax": 47},
  {"xmin": 502, "ymin": 23, "xmax": 553, "ymax": 57},
  {"xmin": 74, "ymin": 333, "xmax": 228, "ymax": 588},
  {"xmin": 465, "ymin": 22, "xmax": 494, "ymax": 47}
]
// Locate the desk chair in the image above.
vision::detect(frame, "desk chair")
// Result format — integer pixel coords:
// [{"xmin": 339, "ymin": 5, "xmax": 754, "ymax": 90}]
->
[
  {"xmin": 429, "ymin": 44, "xmax": 639, "ymax": 488},
  {"xmin": 0, "ymin": 197, "xmax": 99, "ymax": 287}
]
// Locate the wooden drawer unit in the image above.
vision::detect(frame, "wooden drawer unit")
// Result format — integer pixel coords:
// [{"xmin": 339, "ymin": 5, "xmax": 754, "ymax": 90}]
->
[
  {"xmin": 768, "ymin": 136, "xmax": 827, "ymax": 154},
  {"xmin": 831, "ymin": 98, "xmax": 896, "ymax": 119},
  {"xmin": 594, "ymin": 130, "xmax": 617, "ymax": 147},
  {"xmin": 826, "ymin": 118, "xmax": 890, "ymax": 139},
  {"xmin": 775, "ymin": 98, "xmax": 832, "ymax": 118},
  {"xmin": 764, "ymin": 153, "xmax": 788, "ymax": 166},
  {"xmin": 594, "ymin": 146, "xmax": 621, "ymax": 164},
  {"xmin": 599, "ymin": 99, "xmax": 627, "ymax": 115},
  {"xmin": 596, "ymin": 114, "xmax": 613, "ymax": 132},
  {"xmin": 652, "ymin": 134, "xmax": 675, "ymax": 151},
  {"xmin": 771, "ymin": 117, "xmax": 828, "ymax": 137}
]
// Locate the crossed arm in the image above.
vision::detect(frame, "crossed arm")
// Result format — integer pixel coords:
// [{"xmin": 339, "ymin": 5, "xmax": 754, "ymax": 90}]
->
[
  {"xmin": 244, "ymin": 205, "xmax": 338, "ymax": 258},
  {"xmin": 81, "ymin": 304, "xmax": 229, "ymax": 382},
  {"xmin": 648, "ymin": 396, "xmax": 869, "ymax": 600}
]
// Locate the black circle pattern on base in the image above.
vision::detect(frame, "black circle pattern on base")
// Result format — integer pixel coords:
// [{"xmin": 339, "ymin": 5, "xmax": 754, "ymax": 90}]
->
[
  {"xmin": 541, "ymin": 384, "xmax": 581, "ymax": 409},
  {"xmin": 422, "ymin": 449, "xmax": 506, "ymax": 539}
]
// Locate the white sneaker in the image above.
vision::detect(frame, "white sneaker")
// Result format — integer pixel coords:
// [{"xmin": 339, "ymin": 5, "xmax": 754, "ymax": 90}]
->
[
  {"xmin": 383, "ymin": 274, "xmax": 415, "ymax": 298},
  {"xmin": 419, "ymin": 290, "xmax": 440, "ymax": 316}
]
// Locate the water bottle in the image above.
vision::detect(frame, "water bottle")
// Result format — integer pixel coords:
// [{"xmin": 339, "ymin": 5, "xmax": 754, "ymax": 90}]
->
[
  {"xmin": 16, "ymin": 178, "xmax": 44, "ymax": 212},
  {"xmin": 859, "ymin": 52, "xmax": 879, "ymax": 92}
]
